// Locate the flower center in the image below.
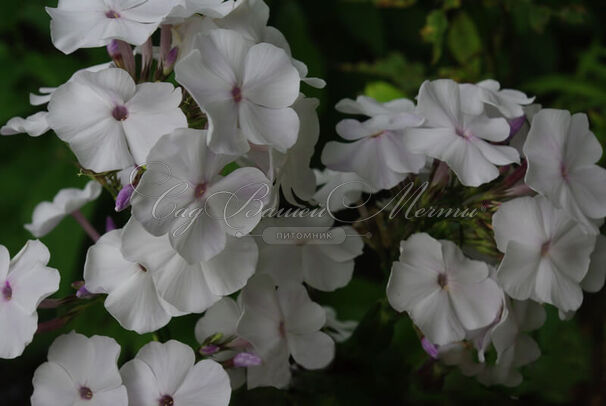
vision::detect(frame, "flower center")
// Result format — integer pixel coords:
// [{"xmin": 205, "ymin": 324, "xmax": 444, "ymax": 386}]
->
[
  {"xmin": 159, "ymin": 395, "xmax": 174, "ymax": 406},
  {"xmin": 541, "ymin": 240, "xmax": 551, "ymax": 257},
  {"xmin": 194, "ymin": 183, "xmax": 207, "ymax": 200},
  {"xmin": 437, "ymin": 273, "xmax": 448, "ymax": 289},
  {"xmin": 139, "ymin": 265, "xmax": 148, "ymax": 273},
  {"xmin": 560, "ymin": 163, "xmax": 569, "ymax": 181},
  {"xmin": 455, "ymin": 127, "xmax": 472, "ymax": 140},
  {"xmin": 231, "ymin": 86, "xmax": 243, "ymax": 103},
  {"xmin": 278, "ymin": 321, "xmax": 286, "ymax": 338},
  {"xmin": 112, "ymin": 105, "xmax": 129, "ymax": 121},
  {"xmin": 2, "ymin": 281, "xmax": 12, "ymax": 301},
  {"xmin": 79, "ymin": 386, "xmax": 93, "ymax": 400},
  {"xmin": 105, "ymin": 10, "xmax": 121, "ymax": 19},
  {"xmin": 371, "ymin": 131, "xmax": 385, "ymax": 138}
]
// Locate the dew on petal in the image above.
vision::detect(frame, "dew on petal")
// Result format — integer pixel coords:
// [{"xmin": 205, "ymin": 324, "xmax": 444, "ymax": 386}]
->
[
  {"xmin": 159, "ymin": 394, "xmax": 174, "ymax": 406},
  {"xmin": 79, "ymin": 386, "xmax": 93, "ymax": 400},
  {"xmin": 2, "ymin": 281, "xmax": 11, "ymax": 301},
  {"xmin": 112, "ymin": 105, "xmax": 129, "ymax": 121}
]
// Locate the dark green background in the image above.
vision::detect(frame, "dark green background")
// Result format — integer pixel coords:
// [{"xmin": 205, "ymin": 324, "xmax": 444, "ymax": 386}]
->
[{"xmin": 1, "ymin": 0, "xmax": 605, "ymax": 404}]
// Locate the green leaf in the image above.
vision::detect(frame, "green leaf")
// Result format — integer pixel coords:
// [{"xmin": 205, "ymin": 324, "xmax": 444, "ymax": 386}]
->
[
  {"xmin": 447, "ymin": 12, "xmax": 482, "ymax": 67},
  {"xmin": 364, "ymin": 81, "xmax": 405, "ymax": 102},
  {"xmin": 421, "ymin": 9, "xmax": 448, "ymax": 64}
]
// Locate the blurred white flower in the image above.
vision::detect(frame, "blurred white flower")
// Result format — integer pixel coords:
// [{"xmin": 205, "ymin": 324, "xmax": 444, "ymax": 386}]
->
[
  {"xmin": 31, "ymin": 332, "xmax": 127, "ymax": 406},
  {"xmin": 322, "ymin": 114, "xmax": 426, "ymax": 191},
  {"xmin": 493, "ymin": 196, "xmax": 596, "ymax": 312},
  {"xmin": 405, "ymin": 79, "xmax": 520, "ymax": 187},
  {"xmin": 47, "ymin": 0, "xmax": 177, "ymax": 54},
  {"xmin": 0, "ymin": 241, "xmax": 59, "ymax": 359},
  {"xmin": 48, "ymin": 68, "xmax": 186, "ymax": 173},
  {"xmin": 169, "ymin": 0, "xmax": 242, "ymax": 21},
  {"xmin": 335, "ymin": 95, "xmax": 416, "ymax": 119},
  {"xmin": 386, "ymin": 233, "xmax": 502, "ymax": 346},
  {"xmin": 313, "ymin": 169, "xmax": 375, "ymax": 213},
  {"xmin": 121, "ymin": 219, "xmax": 257, "ymax": 313},
  {"xmin": 83, "ymin": 229, "xmax": 182, "ymax": 334},
  {"xmin": 323, "ymin": 306, "xmax": 357, "ymax": 343},
  {"xmin": 25, "ymin": 181, "xmax": 102, "ymax": 238},
  {"xmin": 131, "ymin": 129, "xmax": 271, "ymax": 264},
  {"xmin": 582, "ymin": 234, "xmax": 606, "ymax": 293},
  {"xmin": 120, "ymin": 340, "xmax": 231, "ymax": 406},
  {"xmin": 460, "ymin": 79, "xmax": 535, "ymax": 119},
  {"xmin": 175, "ymin": 29, "xmax": 300, "ymax": 155},
  {"xmin": 524, "ymin": 109, "xmax": 606, "ymax": 233},
  {"xmin": 0, "ymin": 112, "xmax": 50, "ymax": 137},
  {"xmin": 237, "ymin": 275, "xmax": 335, "ymax": 383},
  {"xmin": 274, "ymin": 96, "xmax": 320, "ymax": 206},
  {"xmin": 256, "ymin": 217, "xmax": 363, "ymax": 291}
]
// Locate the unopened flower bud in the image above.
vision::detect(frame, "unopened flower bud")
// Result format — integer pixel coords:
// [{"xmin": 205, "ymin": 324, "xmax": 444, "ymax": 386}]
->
[
  {"xmin": 421, "ymin": 337, "xmax": 439, "ymax": 359},
  {"xmin": 233, "ymin": 352, "xmax": 262, "ymax": 368},
  {"xmin": 115, "ymin": 184, "xmax": 135, "ymax": 212}
]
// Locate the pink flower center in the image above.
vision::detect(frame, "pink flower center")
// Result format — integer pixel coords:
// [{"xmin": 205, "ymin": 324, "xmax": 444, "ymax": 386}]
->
[
  {"xmin": 139, "ymin": 265, "xmax": 148, "ymax": 273},
  {"xmin": 278, "ymin": 321, "xmax": 287, "ymax": 338},
  {"xmin": 560, "ymin": 163, "xmax": 569, "ymax": 181},
  {"xmin": 2, "ymin": 281, "xmax": 11, "ymax": 301},
  {"xmin": 105, "ymin": 10, "xmax": 121, "ymax": 19},
  {"xmin": 112, "ymin": 105, "xmax": 129, "ymax": 121},
  {"xmin": 231, "ymin": 86, "xmax": 243, "ymax": 103},
  {"xmin": 194, "ymin": 183, "xmax": 207, "ymax": 200},
  {"xmin": 79, "ymin": 386, "xmax": 93, "ymax": 400},
  {"xmin": 437, "ymin": 273, "xmax": 448, "ymax": 289},
  {"xmin": 541, "ymin": 240, "xmax": 551, "ymax": 257},
  {"xmin": 371, "ymin": 131, "xmax": 385, "ymax": 138},
  {"xmin": 159, "ymin": 395, "xmax": 174, "ymax": 406},
  {"xmin": 455, "ymin": 127, "xmax": 472, "ymax": 140}
]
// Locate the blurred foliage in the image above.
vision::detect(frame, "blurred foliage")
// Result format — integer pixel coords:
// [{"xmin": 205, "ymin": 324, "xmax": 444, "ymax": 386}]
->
[{"xmin": 1, "ymin": 0, "xmax": 606, "ymax": 404}]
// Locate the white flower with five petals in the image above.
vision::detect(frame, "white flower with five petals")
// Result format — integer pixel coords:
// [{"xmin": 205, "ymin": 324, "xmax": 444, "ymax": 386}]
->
[
  {"xmin": 130, "ymin": 128, "xmax": 271, "ymax": 264},
  {"xmin": 524, "ymin": 109, "xmax": 606, "ymax": 233},
  {"xmin": 405, "ymin": 79, "xmax": 520, "ymax": 187},
  {"xmin": 31, "ymin": 332, "xmax": 128, "ymax": 406},
  {"xmin": 47, "ymin": 0, "xmax": 177, "ymax": 54},
  {"xmin": 0, "ymin": 241, "xmax": 59, "ymax": 359},
  {"xmin": 120, "ymin": 340, "xmax": 231, "ymax": 406},
  {"xmin": 493, "ymin": 196, "xmax": 597, "ymax": 312},
  {"xmin": 386, "ymin": 233, "xmax": 503, "ymax": 346},
  {"xmin": 48, "ymin": 68, "xmax": 187, "ymax": 173},
  {"xmin": 175, "ymin": 29, "xmax": 300, "ymax": 155}
]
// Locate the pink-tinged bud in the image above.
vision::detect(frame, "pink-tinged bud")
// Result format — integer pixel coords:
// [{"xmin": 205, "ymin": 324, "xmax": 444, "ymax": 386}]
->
[
  {"xmin": 115, "ymin": 184, "xmax": 135, "ymax": 212},
  {"xmin": 421, "ymin": 337, "xmax": 439, "ymax": 360},
  {"xmin": 200, "ymin": 345, "xmax": 220, "ymax": 356},
  {"xmin": 233, "ymin": 352, "xmax": 262, "ymax": 368},
  {"xmin": 505, "ymin": 183, "xmax": 535, "ymax": 198},
  {"xmin": 160, "ymin": 25, "xmax": 172, "ymax": 64},
  {"xmin": 431, "ymin": 160, "xmax": 450, "ymax": 187},
  {"xmin": 106, "ymin": 40, "xmax": 121, "ymax": 58},
  {"xmin": 501, "ymin": 159, "xmax": 528, "ymax": 189},
  {"xmin": 140, "ymin": 38, "xmax": 153, "ymax": 79},
  {"xmin": 107, "ymin": 40, "xmax": 136, "ymax": 78},
  {"xmin": 508, "ymin": 116, "xmax": 526, "ymax": 137},
  {"xmin": 106, "ymin": 216, "xmax": 117, "ymax": 232},
  {"xmin": 76, "ymin": 285, "xmax": 94, "ymax": 299},
  {"xmin": 163, "ymin": 47, "xmax": 179, "ymax": 75},
  {"xmin": 36, "ymin": 317, "xmax": 69, "ymax": 334}
]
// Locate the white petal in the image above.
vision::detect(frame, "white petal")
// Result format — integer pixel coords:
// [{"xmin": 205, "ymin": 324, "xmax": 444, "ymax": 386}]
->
[
  {"xmin": 173, "ymin": 359, "xmax": 231, "ymax": 406},
  {"xmin": 239, "ymin": 102, "xmax": 299, "ymax": 152},
  {"xmin": 242, "ymin": 43, "xmax": 300, "ymax": 108},
  {"xmin": 195, "ymin": 298, "xmax": 241, "ymax": 343},
  {"xmin": 31, "ymin": 362, "xmax": 78, "ymax": 406},
  {"xmin": 287, "ymin": 331, "xmax": 335, "ymax": 370},
  {"xmin": 1, "ymin": 112, "xmax": 50, "ymax": 137}
]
